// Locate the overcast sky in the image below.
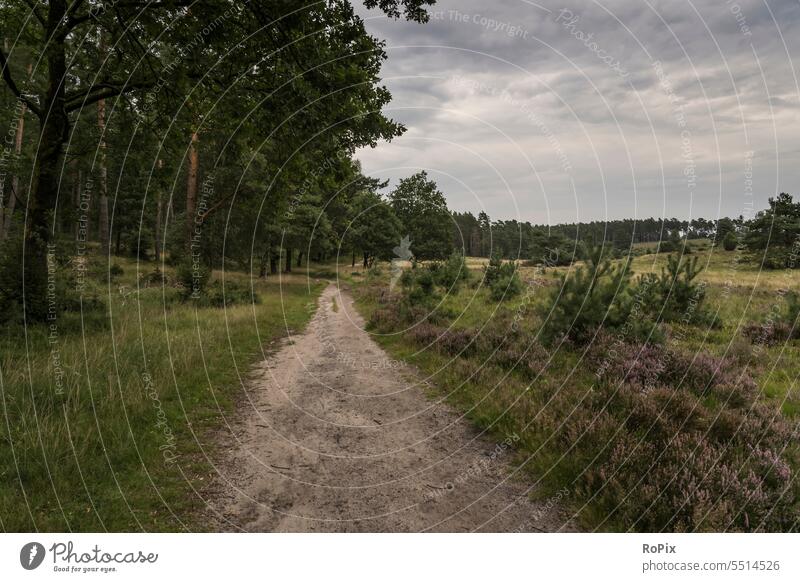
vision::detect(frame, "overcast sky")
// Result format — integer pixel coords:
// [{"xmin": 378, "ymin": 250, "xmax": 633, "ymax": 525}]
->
[{"xmin": 354, "ymin": 0, "xmax": 800, "ymax": 224}]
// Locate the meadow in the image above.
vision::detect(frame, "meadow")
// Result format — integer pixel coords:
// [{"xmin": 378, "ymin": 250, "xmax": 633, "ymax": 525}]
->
[
  {"xmin": 351, "ymin": 242, "xmax": 800, "ymax": 531},
  {"xmin": 0, "ymin": 252, "xmax": 325, "ymax": 531}
]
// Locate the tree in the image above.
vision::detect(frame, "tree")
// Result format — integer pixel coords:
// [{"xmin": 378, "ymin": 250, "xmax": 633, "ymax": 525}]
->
[
  {"xmin": 477, "ymin": 210, "xmax": 491, "ymax": 257},
  {"xmin": 722, "ymin": 231, "xmax": 737, "ymax": 251},
  {"xmin": 714, "ymin": 217, "xmax": 736, "ymax": 247},
  {"xmin": 350, "ymin": 190, "xmax": 401, "ymax": 267},
  {"xmin": 745, "ymin": 193, "xmax": 800, "ymax": 269},
  {"xmin": 0, "ymin": 0, "xmax": 436, "ymax": 320},
  {"xmin": 539, "ymin": 245, "xmax": 653, "ymax": 345},
  {"xmin": 389, "ymin": 171, "xmax": 452, "ymax": 260}
]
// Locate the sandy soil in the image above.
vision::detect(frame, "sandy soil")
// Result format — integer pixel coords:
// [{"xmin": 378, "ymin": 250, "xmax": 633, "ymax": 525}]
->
[{"xmin": 207, "ymin": 283, "xmax": 572, "ymax": 532}]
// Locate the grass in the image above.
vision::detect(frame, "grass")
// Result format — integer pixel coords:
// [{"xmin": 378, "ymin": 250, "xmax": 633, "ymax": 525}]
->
[
  {"xmin": 1, "ymin": 253, "xmax": 325, "ymax": 532},
  {"xmin": 348, "ymin": 248, "xmax": 800, "ymax": 531}
]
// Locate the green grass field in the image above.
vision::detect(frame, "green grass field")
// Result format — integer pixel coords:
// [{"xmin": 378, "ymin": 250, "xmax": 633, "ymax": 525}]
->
[{"xmin": 0, "ymin": 254, "xmax": 324, "ymax": 531}]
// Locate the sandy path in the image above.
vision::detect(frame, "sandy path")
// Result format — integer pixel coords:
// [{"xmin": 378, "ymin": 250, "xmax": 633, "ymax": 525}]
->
[{"xmin": 208, "ymin": 283, "xmax": 570, "ymax": 532}]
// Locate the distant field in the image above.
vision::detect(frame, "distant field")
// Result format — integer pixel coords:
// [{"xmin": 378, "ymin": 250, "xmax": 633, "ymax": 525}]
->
[{"xmin": 0, "ymin": 254, "xmax": 324, "ymax": 531}]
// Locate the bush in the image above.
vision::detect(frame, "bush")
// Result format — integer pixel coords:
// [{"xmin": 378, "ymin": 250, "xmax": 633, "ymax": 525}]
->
[
  {"xmin": 539, "ymin": 245, "xmax": 655, "ymax": 345},
  {"xmin": 637, "ymin": 254, "xmax": 718, "ymax": 327},
  {"xmin": 482, "ymin": 254, "xmax": 506, "ymax": 286},
  {"xmin": 402, "ymin": 267, "xmax": 439, "ymax": 306},
  {"xmin": 176, "ymin": 258, "xmax": 211, "ymax": 299},
  {"xmin": 429, "ymin": 251, "xmax": 470, "ymax": 289},
  {"xmin": 193, "ymin": 280, "xmax": 260, "ymax": 308},
  {"xmin": 743, "ymin": 290, "xmax": 800, "ymax": 344},
  {"xmin": 489, "ymin": 271, "xmax": 523, "ymax": 301},
  {"xmin": 483, "ymin": 255, "xmax": 523, "ymax": 301},
  {"xmin": 109, "ymin": 263, "xmax": 124, "ymax": 279},
  {"xmin": 723, "ymin": 231, "xmax": 738, "ymax": 251}
]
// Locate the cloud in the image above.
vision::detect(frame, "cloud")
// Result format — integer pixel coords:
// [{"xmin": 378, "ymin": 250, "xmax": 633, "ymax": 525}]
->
[{"xmin": 355, "ymin": 0, "xmax": 800, "ymax": 223}]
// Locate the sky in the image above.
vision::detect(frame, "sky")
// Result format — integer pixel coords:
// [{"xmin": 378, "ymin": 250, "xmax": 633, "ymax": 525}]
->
[{"xmin": 354, "ymin": 0, "xmax": 800, "ymax": 225}]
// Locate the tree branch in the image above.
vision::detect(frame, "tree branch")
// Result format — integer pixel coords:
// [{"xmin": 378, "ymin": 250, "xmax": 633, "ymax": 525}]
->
[
  {"xmin": 20, "ymin": 0, "xmax": 46, "ymax": 25},
  {"xmin": 64, "ymin": 80, "xmax": 154, "ymax": 111},
  {"xmin": 198, "ymin": 190, "xmax": 239, "ymax": 222},
  {"xmin": 0, "ymin": 48, "xmax": 41, "ymax": 118}
]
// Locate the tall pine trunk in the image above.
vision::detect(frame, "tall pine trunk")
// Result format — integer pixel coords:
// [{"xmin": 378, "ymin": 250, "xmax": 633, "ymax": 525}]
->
[
  {"xmin": 154, "ymin": 159, "xmax": 163, "ymax": 261},
  {"xmin": 284, "ymin": 248, "xmax": 292, "ymax": 273},
  {"xmin": 185, "ymin": 130, "xmax": 199, "ymax": 251},
  {"xmin": 97, "ymin": 93, "xmax": 110, "ymax": 256}
]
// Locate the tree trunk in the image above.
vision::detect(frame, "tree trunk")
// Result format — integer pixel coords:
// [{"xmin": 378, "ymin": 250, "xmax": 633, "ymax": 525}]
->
[
  {"xmin": 296, "ymin": 251, "xmax": 303, "ymax": 268},
  {"xmin": 351, "ymin": 250, "xmax": 355, "ymax": 268},
  {"xmin": 363, "ymin": 252, "xmax": 369, "ymax": 269},
  {"xmin": 96, "ymin": 37, "xmax": 110, "ymax": 256},
  {"xmin": 259, "ymin": 250, "xmax": 267, "ymax": 278},
  {"xmin": 269, "ymin": 252, "xmax": 278, "ymax": 275},
  {"xmin": 154, "ymin": 159, "xmax": 163, "ymax": 261},
  {"xmin": 25, "ymin": 0, "xmax": 69, "ymax": 321},
  {"xmin": 72, "ymin": 165, "xmax": 80, "ymax": 241},
  {"xmin": 284, "ymin": 248, "xmax": 292, "ymax": 273},
  {"xmin": 185, "ymin": 130, "xmax": 199, "ymax": 250},
  {"xmin": 2, "ymin": 60, "xmax": 28, "ymax": 242},
  {"xmin": 155, "ymin": 191, "xmax": 163, "ymax": 261}
]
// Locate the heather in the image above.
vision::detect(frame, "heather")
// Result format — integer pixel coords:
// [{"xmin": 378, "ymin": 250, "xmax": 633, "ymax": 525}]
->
[{"xmin": 355, "ymin": 247, "xmax": 800, "ymax": 531}]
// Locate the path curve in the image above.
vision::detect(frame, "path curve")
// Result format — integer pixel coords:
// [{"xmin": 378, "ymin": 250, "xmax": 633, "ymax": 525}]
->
[{"xmin": 208, "ymin": 283, "xmax": 570, "ymax": 532}]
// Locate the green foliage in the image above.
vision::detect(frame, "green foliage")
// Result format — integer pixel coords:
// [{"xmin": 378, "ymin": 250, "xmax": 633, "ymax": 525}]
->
[
  {"xmin": 400, "ymin": 267, "xmax": 439, "ymax": 306},
  {"xmin": 714, "ymin": 217, "xmax": 737, "ymax": 247},
  {"xmin": 192, "ymin": 280, "xmax": 260, "ymax": 308},
  {"xmin": 638, "ymin": 254, "xmax": 718, "ymax": 327},
  {"xmin": 350, "ymin": 190, "xmax": 401, "ymax": 266},
  {"xmin": 389, "ymin": 171, "xmax": 453, "ymax": 260},
  {"xmin": 482, "ymin": 255, "xmax": 523, "ymax": 301},
  {"xmin": 722, "ymin": 231, "xmax": 738, "ymax": 251},
  {"xmin": 489, "ymin": 271, "xmax": 523, "ymax": 301},
  {"xmin": 429, "ymin": 251, "xmax": 470, "ymax": 289},
  {"xmin": 176, "ymin": 259, "xmax": 211, "ymax": 300},
  {"xmin": 658, "ymin": 230, "xmax": 683, "ymax": 253},
  {"xmin": 539, "ymin": 245, "xmax": 654, "ymax": 345},
  {"xmin": 785, "ymin": 291, "xmax": 800, "ymax": 328},
  {"xmin": 745, "ymin": 193, "xmax": 800, "ymax": 268}
]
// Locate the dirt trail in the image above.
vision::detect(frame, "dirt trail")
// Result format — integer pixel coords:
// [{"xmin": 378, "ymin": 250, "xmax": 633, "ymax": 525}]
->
[{"xmin": 208, "ymin": 283, "xmax": 570, "ymax": 532}]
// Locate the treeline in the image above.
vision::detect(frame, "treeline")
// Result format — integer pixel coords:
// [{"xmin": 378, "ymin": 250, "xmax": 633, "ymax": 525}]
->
[
  {"xmin": 451, "ymin": 196, "xmax": 800, "ymax": 267},
  {"xmin": 0, "ymin": 0, "xmax": 436, "ymax": 321}
]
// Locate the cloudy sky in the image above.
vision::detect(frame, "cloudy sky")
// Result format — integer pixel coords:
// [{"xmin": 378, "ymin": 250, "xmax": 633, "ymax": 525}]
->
[{"xmin": 354, "ymin": 0, "xmax": 800, "ymax": 225}]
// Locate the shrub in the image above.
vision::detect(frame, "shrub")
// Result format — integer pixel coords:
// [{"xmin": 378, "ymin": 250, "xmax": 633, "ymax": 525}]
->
[
  {"xmin": 637, "ymin": 254, "xmax": 718, "ymax": 327},
  {"xmin": 489, "ymin": 271, "xmax": 523, "ymax": 301},
  {"xmin": 742, "ymin": 290, "xmax": 800, "ymax": 344},
  {"xmin": 402, "ymin": 267, "xmax": 439, "ymax": 306},
  {"xmin": 723, "ymin": 231, "xmax": 738, "ymax": 251},
  {"xmin": 109, "ymin": 263, "xmax": 124, "ymax": 278},
  {"xmin": 193, "ymin": 280, "xmax": 260, "ymax": 308},
  {"xmin": 176, "ymin": 258, "xmax": 211, "ymax": 299},
  {"xmin": 483, "ymin": 255, "xmax": 522, "ymax": 301},
  {"xmin": 429, "ymin": 251, "xmax": 470, "ymax": 289},
  {"xmin": 139, "ymin": 268, "xmax": 175, "ymax": 288},
  {"xmin": 482, "ymin": 254, "xmax": 507, "ymax": 286},
  {"xmin": 539, "ymin": 245, "xmax": 654, "ymax": 345}
]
